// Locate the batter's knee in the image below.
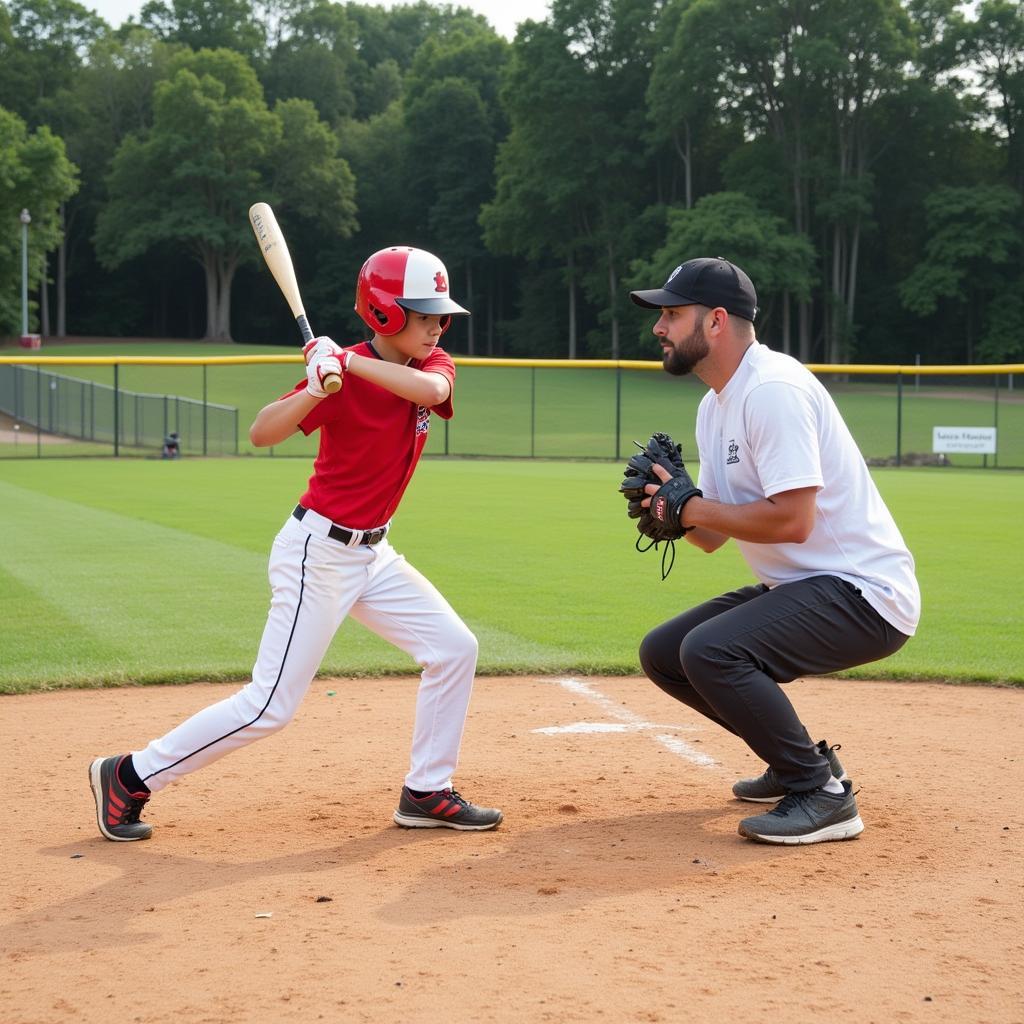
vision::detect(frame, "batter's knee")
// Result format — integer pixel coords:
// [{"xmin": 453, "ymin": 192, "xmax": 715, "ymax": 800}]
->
[
  {"xmin": 235, "ymin": 682, "xmax": 301, "ymax": 737},
  {"xmin": 450, "ymin": 624, "xmax": 479, "ymax": 666}
]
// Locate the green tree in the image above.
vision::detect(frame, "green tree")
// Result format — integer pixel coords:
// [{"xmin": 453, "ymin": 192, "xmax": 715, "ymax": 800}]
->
[
  {"xmin": 481, "ymin": 20, "xmax": 594, "ymax": 357},
  {"xmin": 646, "ymin": 0, "xmax": 719, "ymax": 211},
  {"xmin": 94, "ymin": 48, "xmax": 356, "ymax": 340},
  {"xmin": 139, "ymin": 0, "xmax": 264, "ymax": 57},
  {"xmin": 899, "ymin": 184, "xmax": 1022, "ymax": 361},
  {"xmin": 672, "ymin": 0, "xmax": 914, "ymax": 362},
  {"xmin": 401, "ymin": 22, "xmax": 508, "ymax": 353},
  {"xmin": 343, "ymin": 1, "xmax": 491, "ymax": 74},
  {"xmin": 0, "ymin": 106, "xmax": 79, "ymax": 334},
  {"xmin": 38, "ymin": 28, "xmax": 179, "ymax": 336},
  {"xmin": 628, "ymin": 191, "xmax": 816, "ymax": 354},
  {"xmin": 0, "ymin": 0, "xmax": 106, "ymax": 126},
  {"xmin": 810, "ymin": 0, "xmax": 915, "ymax": 362},
  {"xmin": 405, "ymin": 19, "xmax": 509, "ymax": 126},
  {"xmin": 551, "ymin": 0, "xmax": 663, "ymax": 359},
  {"xmin": 485, "ymin": 1, "xmax": 662, "ymax": 359},
  {"xmin": 963, "ymin": 0, "xmax": 1024, "ymax": 192},
  {"xmin": 405, "ymin": 78, "xmax": 495, "ymax": 354},
  {"xmin": 259, "ymin": 0, "xmax": 358, "ymax": 125}
]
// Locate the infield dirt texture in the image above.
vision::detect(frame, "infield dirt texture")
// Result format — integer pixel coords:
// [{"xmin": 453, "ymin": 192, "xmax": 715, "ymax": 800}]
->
[{"xmin": 3, "ymin": 673, "xmax": 1021, "ymax": 1023}]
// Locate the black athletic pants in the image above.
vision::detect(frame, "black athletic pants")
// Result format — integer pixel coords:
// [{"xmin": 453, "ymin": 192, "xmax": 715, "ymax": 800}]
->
[{"xmin": 638, "ymin": 575, "xmax": 910, "ymax": 792}]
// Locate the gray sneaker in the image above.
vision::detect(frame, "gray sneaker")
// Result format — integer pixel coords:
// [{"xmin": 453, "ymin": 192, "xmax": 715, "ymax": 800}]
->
[
  {"xmin": 393, "ymin": 786, "xmax": 503, "ymax": 831},
  {"xmin": 732, "ymin": 741, "xmax": 846, "ymax": 803},
  {"xmin": 738, "ymin": 780, "xmax": 863, "ymax": 845}
]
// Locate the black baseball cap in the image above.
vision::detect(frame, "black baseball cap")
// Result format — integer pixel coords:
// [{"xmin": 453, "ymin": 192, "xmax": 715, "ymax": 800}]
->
[{"xmin": 629, "ymin": 257, "xmax": 758, "ymax": 321}]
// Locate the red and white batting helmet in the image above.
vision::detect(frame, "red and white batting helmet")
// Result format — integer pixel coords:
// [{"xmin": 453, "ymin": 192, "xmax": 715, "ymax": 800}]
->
[{"xmin": 354, "ymin": 246, "xmax": 469, "ymax": 336}]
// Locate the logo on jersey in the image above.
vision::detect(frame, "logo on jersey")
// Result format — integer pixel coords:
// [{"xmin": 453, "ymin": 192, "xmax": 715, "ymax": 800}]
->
[
  {"xmin": 434, "ymin": 271, "xmax": 447, "ymax": 293},
  {"xmin": 726, "ymin": 439, "xmax": 740, "ymax": 465},
  {"xmin": 416, "ymin": 405, "xmax": 430, "ymax": 436}
]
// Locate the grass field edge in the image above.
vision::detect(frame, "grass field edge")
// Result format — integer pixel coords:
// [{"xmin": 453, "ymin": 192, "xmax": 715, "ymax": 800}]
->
[{"xmin": 3, "ymin": 664, "xmax": 1022, "ymax": 695}]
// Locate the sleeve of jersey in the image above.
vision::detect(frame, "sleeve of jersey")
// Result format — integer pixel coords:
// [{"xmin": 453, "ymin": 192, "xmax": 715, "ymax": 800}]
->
[
  {"xmin": 276, "ymin": 378, "xmax": 343, "ymax": 436},
  {"xmin": 744, "ymin": 382, "xmax": 823, "ymax": 498},
  {"xmin": 694, "ymin": 396, "xmax": 720, "ymax": 501},
  {"xmin": 421, "ymin": 347, "xmax": 456, "ymax": 420},
  {"xmin": 277, "ymin": 380, "xmax": 337, "ymax": 437}
]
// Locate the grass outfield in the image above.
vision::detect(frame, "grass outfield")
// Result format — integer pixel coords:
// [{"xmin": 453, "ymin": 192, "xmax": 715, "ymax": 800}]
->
[
  {"xmin": 6, "ymin": 340, "xmax": 1021, "ymax": 466},
  {"xmin": 1, "ymin": 457, "xmax": 1021, "ymax": 692}
]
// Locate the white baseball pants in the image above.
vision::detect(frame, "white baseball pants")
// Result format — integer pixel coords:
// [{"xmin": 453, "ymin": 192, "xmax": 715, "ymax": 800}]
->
[{"xmin": 132, "ymin": 509, "xmax": 479, "ymax": 794}]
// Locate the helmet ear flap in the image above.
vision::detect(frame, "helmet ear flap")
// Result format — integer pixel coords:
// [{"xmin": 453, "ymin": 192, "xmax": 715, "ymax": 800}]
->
[{"xmin": 367, "ymin": 300, "xmax": 407, "ymax": 335}]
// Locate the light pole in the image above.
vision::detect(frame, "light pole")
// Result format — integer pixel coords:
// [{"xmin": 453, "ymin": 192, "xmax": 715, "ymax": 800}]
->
[{"xmin": 20, "ymin": 208, "xmax": 31, "ymax": 337}]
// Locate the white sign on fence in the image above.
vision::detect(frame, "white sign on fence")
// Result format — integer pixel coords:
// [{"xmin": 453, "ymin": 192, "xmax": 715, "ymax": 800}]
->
[{"xmin": 932, "ymin": 426, "xmax": 997, "ymax": 454}]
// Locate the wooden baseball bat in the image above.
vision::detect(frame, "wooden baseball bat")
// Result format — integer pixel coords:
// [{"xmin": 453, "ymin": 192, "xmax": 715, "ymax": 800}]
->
[{"xmin": 248, "ymin": 201, "xmax": 341, "ymax": 393}]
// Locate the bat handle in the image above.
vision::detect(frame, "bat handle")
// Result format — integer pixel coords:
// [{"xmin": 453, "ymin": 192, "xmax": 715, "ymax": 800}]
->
[
  {"xmin": 323, "ymin": 374, "xmax": 342, "ymax": 394},
  {"xmin": 296, "ymin": 313, "xmax": 314, "ymax": 344}
]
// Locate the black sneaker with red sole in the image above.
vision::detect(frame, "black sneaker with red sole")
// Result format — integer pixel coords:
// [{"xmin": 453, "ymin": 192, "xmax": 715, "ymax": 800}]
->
[
  {"xmin": 393, "ymin": 786, "xmax": 502, "ymax": 830},
  {"xmin": 89, "ymin": 755, "xmax": 152, "ymax": 841}
]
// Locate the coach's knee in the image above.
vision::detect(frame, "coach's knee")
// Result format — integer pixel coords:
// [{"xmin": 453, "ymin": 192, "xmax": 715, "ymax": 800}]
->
[
  {"xmin": 639, "ymin": 626, "xmax": 684, "ymax": 687},
  {"xmin": 638, "ymin": 630, "xmax": 661, "ymax": 681},
  {"xmin": 678, "ymin": 624, "xmax": 726, "ymax": 693}
]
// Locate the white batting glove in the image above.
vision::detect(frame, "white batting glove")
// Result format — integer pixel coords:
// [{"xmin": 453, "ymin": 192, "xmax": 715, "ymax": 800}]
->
[
  {"xmin": 303, "ymin": 335, "xmax": 342, "ymax": 365},
  {"xmin": 306, "ymin": 354, "xmax": 342, "ymax": 398}
]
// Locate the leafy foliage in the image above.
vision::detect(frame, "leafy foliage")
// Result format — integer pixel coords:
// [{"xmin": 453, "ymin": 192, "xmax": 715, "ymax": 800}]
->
[
  {"xmin": 0, "ymin": 106, "xmax": 79, "ymax": 333},
  {"xmin": 1, "ymin": 0, "xmax": 1022, "ymax": 360},
  {"xmin": 93, "ymin": 48, "xmax": 355, "ymax": 339}
]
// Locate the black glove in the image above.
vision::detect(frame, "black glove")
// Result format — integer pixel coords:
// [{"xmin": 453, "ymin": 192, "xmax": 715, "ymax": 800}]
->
[
  {"xmin": 619, "ymin": 432, "xmax": 699, "ymax": 541},
  {"xmin": 618, "ymin": 432, "xmax": 701, "ymax": 579},
  {"xmin": 648, "ymin": 471, "xmax": 702, "ymax": 531}
]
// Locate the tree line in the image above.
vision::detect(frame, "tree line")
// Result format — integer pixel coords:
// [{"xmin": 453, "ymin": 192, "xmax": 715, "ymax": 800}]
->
[{"xmin": 1, "ymin": 0, "xmax": 1022, "ymax": 363}]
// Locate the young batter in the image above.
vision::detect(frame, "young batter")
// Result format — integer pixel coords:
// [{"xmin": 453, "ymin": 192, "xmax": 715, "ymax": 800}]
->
[{"xmin": 90, "ymin": 246, "xmax": 502, "ymax": 841}]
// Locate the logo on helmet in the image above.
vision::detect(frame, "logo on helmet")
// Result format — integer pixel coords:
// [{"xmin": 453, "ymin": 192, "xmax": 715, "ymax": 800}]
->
[{"xmin": 434, "ymin": 272, "xmax": 447, "ymax": 293}]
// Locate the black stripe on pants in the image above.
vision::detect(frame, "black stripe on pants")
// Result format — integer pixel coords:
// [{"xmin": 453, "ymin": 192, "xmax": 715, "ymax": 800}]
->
[{"xmin": 638, "ymin": 575, "xmax": 909, "ymax": 792}]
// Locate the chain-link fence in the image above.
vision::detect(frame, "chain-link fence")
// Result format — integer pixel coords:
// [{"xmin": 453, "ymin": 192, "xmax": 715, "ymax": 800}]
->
[
  {"xmin": 0, "ymin": 364, "xmax": 238, "ymax": 456},
  {"xmin": 0, "ymin": 355, "xmax": 1020, "ymax": 468}
]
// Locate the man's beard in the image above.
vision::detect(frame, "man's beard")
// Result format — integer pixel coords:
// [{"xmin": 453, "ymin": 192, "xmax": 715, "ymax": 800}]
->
[{"xmin": 662, "ymin": 321, "xmax": 709, "ymax": 376}]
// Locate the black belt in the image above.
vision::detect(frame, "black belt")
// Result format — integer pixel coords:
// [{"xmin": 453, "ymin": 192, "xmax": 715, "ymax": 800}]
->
[{"xmin": 292, "ymin": 505, "xmax": 387, "ymax": 546}]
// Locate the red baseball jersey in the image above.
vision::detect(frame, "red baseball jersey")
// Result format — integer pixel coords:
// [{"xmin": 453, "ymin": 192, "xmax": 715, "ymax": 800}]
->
[{"xmin": 285, "ymin": 341, "xmax": 455, "ymax": 528}]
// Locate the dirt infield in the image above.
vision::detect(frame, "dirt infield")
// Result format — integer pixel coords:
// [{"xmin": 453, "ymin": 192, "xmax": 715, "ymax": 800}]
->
[{"xmin": 3, "ymin": 675, "xmax": 1021, "ymax": 1024}]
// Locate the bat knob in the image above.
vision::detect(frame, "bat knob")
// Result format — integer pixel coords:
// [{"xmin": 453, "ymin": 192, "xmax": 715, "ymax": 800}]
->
[{"xmin": 323, "ymin": 374, "xmax": 343, "ymax": 394}]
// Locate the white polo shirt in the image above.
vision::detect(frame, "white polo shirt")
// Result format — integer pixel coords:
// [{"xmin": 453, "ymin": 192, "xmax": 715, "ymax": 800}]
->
[{"xmin": 694, "ymin": 342, "xmax": 921, "ymax": 636}]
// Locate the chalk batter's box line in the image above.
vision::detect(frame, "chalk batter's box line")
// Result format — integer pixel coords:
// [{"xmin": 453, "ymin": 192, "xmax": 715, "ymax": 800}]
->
[{"xmin": 534, "ymin": 676, "xmax": 718, "ymax": 769}]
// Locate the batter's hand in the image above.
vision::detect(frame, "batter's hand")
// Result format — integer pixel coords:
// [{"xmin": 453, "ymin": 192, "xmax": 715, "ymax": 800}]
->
[
  {"xmin": 643, "ymin": 462, "xmax": 702, "ymax": 529},
  {"xmin": 306, "ymin": 353, "xmax": 342, "ymax": 399},
  {"xmin": 303, "ymin": 335, "xmax": 342, "ymax": 365}
]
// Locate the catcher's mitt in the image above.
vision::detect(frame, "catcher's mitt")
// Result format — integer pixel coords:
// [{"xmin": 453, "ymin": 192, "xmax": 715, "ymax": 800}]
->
[{"xmin": 618, "ymin": 432, "xmax": 701, "ymax": 579}]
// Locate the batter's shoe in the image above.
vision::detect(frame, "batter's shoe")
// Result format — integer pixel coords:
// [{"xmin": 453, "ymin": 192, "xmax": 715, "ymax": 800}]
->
[
  {"xmin": 393, "ymin": 787, "xmax": 503, "ymax": 831},
  {"xmin": 89, "ymin": 755, "xmax": 153, "ymax": 842},
  {"xmin": 732, "ymin": 740, "xmax": 846, "ymax": 803},
  {"xmin": 737, "ymin": 780, "xmax": 863, "ymax": 845}
]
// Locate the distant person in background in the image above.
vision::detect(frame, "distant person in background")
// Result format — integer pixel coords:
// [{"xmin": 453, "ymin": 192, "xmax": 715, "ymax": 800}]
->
[
  {"xmin": 161, "ymin": 431, "xmax": 180, "ymax": 459},
  {"xmin": 626, "ymin": 256, "xmax": 921, "ymax": 845}
]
